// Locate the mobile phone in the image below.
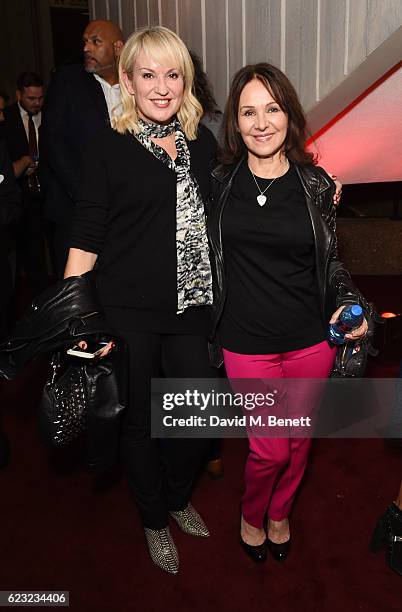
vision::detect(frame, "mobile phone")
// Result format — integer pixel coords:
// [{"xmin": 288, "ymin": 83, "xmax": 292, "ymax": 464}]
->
[{"xmin": 66, "ymin": 341, "xmax": 109, "ymax": 359}]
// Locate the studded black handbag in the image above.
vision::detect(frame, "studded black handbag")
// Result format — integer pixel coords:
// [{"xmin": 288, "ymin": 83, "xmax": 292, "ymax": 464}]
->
[
  {"xmin": 39, "ymin": 352, "xmax": 88, "ymax": 447},
  {"xmin": 39, "ymin": 346, "xmax": 127, "ymax": 472}
]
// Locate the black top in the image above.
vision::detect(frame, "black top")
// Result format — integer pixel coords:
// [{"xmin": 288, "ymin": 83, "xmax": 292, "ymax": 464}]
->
[
  {"xmin": 69, "ymin": 124, "xmax": 216, "ymax": 334},
  {"xmin": 219, "ymin": 160, "xmax": 325, "ymax": 354}
]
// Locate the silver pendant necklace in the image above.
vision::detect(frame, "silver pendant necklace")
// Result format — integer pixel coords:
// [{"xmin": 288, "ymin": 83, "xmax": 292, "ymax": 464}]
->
[
  {"xmin": 249, "ymin": 160, "xmax": 290, "ymax": 206},
  {"xmin": 250, "ymin": 172, "xmax": 276, "ymax": 206}
]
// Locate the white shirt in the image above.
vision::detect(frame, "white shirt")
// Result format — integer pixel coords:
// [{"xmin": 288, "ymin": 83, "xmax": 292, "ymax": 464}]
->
[
  {"xmin": 18, "ymin": 102, "xmax": 41, "ymax": 145},
  {"xmin": 93, "ymin": 74, "xmax": 122, "ymax": 120}
]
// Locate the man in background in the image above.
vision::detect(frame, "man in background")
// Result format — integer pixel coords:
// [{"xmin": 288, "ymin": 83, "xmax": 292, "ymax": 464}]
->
[
  {"xmin": 3, "ymin": 73, "xmax": 48, "ymax": 295},
  {"xmin": 40, "ymin": 20, "xmax": 124, "ymax": 278},
  {"xmin": 0, "ymin": 90, "xmax": 9, "ymax": 123}
]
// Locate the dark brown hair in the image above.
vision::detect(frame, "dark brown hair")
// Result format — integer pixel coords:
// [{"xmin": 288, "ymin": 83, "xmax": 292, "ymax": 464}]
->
[
  {"xmin": 16, "ymin": 72, "xmax": 43, "ymax": 91},
  {"xmin": 220, "ymin": 63, "xmax": 314, "ymax": 166}
]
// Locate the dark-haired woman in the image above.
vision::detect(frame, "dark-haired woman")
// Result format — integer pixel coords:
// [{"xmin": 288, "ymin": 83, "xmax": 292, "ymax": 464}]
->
[{"xmin": 208, "ymin": 63, "xmax": 369, "ymax": 563}]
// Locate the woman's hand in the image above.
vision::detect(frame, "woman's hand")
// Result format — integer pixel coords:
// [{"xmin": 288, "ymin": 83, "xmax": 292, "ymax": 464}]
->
[
  {"xmin": 77, "ymin": 340, "xmax": 115, "ymax": 358},
  {"xmin": 329, "ymin": 306, "xmax": 368, "ymax": 341},
  {"xmin": 329, "ymin": 174, "xmax": 342, "ymax": 207}
]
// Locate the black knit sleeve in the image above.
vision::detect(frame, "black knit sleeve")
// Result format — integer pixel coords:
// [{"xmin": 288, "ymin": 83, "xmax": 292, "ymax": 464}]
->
[{"xmin": 69, "ymin": 141, "xmax": 109, "ymax": 254}]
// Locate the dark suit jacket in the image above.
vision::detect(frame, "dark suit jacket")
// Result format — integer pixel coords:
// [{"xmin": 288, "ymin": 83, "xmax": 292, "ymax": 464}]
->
[
  {"xmin": 40, "ymin": 63, "xmax": 110, "ymax": 225},
  {"xmin": 3, "ymin": 103, "xmax": 44, "ymax": 199}
]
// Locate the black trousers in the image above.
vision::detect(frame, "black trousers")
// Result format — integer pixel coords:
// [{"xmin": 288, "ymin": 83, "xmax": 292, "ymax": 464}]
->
[{"xmin": 119, "ymin": 331, "xmax": 217, "ymax": 529}]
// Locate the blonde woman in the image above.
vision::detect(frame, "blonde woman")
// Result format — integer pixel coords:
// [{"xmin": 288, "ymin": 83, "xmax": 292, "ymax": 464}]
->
[{"xmin": 64, "ymin": 27, "xmax": 217, "ymax": 575}]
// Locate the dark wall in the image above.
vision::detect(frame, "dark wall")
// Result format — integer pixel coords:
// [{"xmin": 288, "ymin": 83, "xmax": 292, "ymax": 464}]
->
[
  {"xmin": 0, "ymin": 0, "xmax": 88, "ymax": 101},
  {"xmin": 50, "ymin": 6, "xmax": 89, "ymax": 67},
  {"xmin": 339, "ymin": 182, "xmax": 402, "ymax": 219},
  {"xmin": 0, "ymin": 1, "xmax": 41, "ymax": 98}
]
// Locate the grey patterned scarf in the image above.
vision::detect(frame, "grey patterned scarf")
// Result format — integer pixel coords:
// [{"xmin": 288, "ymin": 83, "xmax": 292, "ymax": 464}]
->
[{"xmin": 135, "ymin": 117, "xmax": 213, "ymax": 314}]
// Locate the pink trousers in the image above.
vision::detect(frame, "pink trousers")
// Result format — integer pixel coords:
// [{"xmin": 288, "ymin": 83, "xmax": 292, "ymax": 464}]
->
[{"xmin": 223, "ymin": 340, "xmax": 336, "ymax": 526}]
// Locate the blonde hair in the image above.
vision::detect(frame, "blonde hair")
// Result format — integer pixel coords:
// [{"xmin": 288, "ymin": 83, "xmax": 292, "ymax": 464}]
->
[{"xmin": 112, "ymin": 26, "xmax": 202, "ymax": 140}]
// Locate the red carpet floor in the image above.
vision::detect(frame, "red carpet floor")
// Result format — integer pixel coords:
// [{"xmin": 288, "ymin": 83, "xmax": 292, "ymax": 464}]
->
[{"xmin": 0, "ymin": 275, "xmax": 401, "ymax": 611}]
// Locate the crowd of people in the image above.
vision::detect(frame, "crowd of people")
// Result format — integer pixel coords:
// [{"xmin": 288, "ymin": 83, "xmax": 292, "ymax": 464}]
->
[{"xmin": 0, "ymin": 20, "xmax": 400, "ymax": 578}]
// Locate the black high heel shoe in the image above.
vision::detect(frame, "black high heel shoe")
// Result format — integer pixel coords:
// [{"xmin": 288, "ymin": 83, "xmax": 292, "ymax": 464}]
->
[
  {"xmin": 240, "ymin": 537, "xmax": 267, "ymax": 563},
  {"xmin": 267, "ymin": 537, "xmax": 291, "ymax": 562},
  {"xmin": 370, "ymin": 503, "xmax": 402, "ymax": 576}
]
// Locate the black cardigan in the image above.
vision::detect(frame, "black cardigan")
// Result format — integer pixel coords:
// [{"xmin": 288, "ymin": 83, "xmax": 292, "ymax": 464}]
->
[{"xmin": 70, "ymin": 124, "xmax": 217, "ymax": 333}]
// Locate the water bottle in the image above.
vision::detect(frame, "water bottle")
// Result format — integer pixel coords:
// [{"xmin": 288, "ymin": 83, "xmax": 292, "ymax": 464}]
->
[{"xmin": 328, "ymin": 304, "xmax": 363, "ymax": 345}]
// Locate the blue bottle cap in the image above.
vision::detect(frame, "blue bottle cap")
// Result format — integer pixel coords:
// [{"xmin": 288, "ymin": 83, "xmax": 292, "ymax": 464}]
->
[{"xmin": 351, "ymin": 305, "xmax": 363, "ymax": 316}]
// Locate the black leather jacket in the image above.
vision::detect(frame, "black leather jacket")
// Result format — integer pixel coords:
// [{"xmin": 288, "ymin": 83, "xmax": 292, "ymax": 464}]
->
[
  {"xmin": 207, "ymin": 159, "xmax": 369, "ymax": 366},
  {"xmin": 0, "ymin": 273, "xmax": 126, "ymax": 472},
  {"xmin": 0, "ymin": 273, "xmax": 116, "ymax": 378}
]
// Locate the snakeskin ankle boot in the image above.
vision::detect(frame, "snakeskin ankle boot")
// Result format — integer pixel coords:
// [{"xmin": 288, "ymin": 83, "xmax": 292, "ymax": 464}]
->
[
  {"xmin": 144, "ymin": 526, "xmax": 179, "ymax": 575},
  {"xmin": 170, "ymin": 503, "xmax": 210, "ymax": 537}
]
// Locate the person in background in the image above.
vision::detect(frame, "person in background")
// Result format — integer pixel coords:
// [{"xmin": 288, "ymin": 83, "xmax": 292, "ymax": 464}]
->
[
  {"xmin": 64, "ymin": 26, "xmax": 217, "ymax": 575},
  {"xmin": 0, "ymin": 139, "xmax": 21, "ymax": 468},
  {"xmin": 190, "ymin": 51, "xmax": 222, "ymax": 140},
  {"xmin": 40, "ymin": 20, "xmax": 124, "ymax": 278},
  {"xmin": 3, "ymin": 74, "xmax": 44, "ymax": 179},
  {"xmin": 0, "ymin": 140, "xmax": 21, "ymax": 335},
  {"xmin": 371, "ymin": 352, "xmax": 402, "ymax": 576},
  {"xmin": 371, "ymin": 479, "xmax": 402, "ymax": 576},
  {"xmin": 208, "ymin": 62, "xmax": 369, "ymax": 564},
  {"xmin": 0, "ymin": 90, "xmax": 9, "ymax": 123},
  {"xmin": 2, "ymin": 72, "xmax": 48, "ymax": 296}
]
